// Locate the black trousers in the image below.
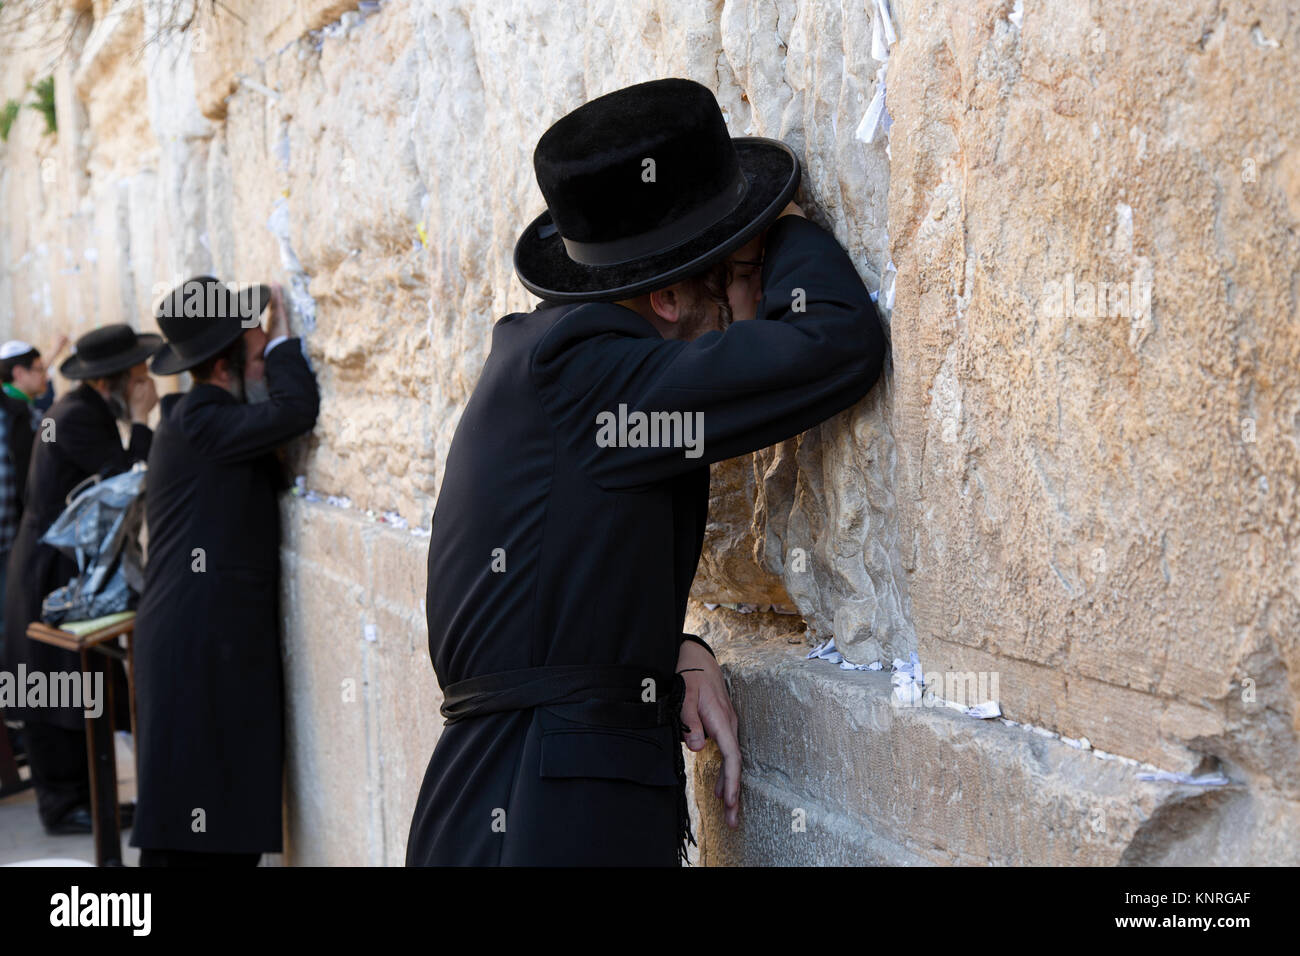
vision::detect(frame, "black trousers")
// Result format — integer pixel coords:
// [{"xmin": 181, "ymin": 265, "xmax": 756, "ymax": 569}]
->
[
  {"xmin": 138, "ymin": 848, "xmax": 260, "ymax": 867},
  {"xmin": 22, "ymin": 658, "xmax": 132, "ymax": 828},
  {"xmin": 23, "ymin": 720, "xmax": 88, "ymax": 827}
]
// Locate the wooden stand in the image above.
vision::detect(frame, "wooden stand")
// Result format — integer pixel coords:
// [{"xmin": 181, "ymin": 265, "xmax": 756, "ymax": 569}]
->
[{"xmin": 25, "ymin": 615, "xmax": 137, "ymax": 867}]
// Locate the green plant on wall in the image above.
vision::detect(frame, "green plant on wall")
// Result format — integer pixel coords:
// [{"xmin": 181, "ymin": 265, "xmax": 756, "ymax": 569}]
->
[
  {"xmin": 28, "ymin": 76, "xmax": 56, "ymax": 135},
  {"xmin": 0, "ymin": 99, "xmax": 20, "ymax": 142}
]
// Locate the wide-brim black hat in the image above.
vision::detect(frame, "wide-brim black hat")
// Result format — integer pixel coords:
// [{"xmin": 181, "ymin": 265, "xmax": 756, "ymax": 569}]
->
[
  {"xmin": 514, "ymin": 79, "xmax": 801, "ymax": 303},
  {"xmin": 60, "ymin": 325, "xmax": 163, "ymax": 380},
  {"xmin": 150, "ymin": 277, "xmax": 269, "ymax": 375}
]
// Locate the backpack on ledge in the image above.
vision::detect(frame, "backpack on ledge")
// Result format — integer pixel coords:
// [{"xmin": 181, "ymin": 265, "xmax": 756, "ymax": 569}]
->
[{"xmin": 39, "ymin": 462, "xmax": 147, "ymax": 627}]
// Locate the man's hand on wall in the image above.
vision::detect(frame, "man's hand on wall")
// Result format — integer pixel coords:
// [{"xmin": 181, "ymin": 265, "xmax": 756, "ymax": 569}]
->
[{"xmin": 677, "ymin": 639, "xmax": 742, "ymax": 830}]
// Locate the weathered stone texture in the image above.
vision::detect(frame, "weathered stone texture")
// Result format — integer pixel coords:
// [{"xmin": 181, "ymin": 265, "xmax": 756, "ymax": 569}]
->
[
  {"xmin": 279, "ymin": 497, "xmax": 438, "ymax": 865},
  {"xmin": 887, "ymin": 0, "xmax": 1300, "ymax": 791},
  {"xmin": 2, "ymin": 0, "xmax": 1296, "ymax": 865},
  {"xmin": 687, "ymin": 605, "xmax": 1300, "ymax": 866}
]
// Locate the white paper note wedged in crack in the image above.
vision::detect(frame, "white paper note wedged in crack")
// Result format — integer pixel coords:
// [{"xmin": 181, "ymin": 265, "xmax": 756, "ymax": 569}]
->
[{"xmin": 1136, "ymin": 770, "xmax": 1230, "ymax": 786}]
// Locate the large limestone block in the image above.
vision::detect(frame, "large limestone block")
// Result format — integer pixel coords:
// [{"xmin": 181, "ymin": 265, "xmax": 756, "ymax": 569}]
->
[
  {"xmin": 73, "ymin": 0, "xmax": 157, "ymax": 179},
  {"xmin": 714, "ymin": 0, "xmax": 910, "ymax": 661},
  {"xmin": 887, "ymin": 0, "xmax": 1300, "ymax": 784},
  {"xmin": 279, "ymin": 497, "xmax": 441, "ymax": 865},
  {"xmin": 364, "ymin": 523, "xmax": 440, "ymax": 863},
  {"xmin": 280, "ymin": 501, "xmax": 376, "ymax": 865},
  {"xmin": 692, "ymin": 453, "xmax": 792, "ymax": 607},
  {"xmin": 776, "ymin": 376, "xmax": 912, "ymax": 662},
  {"xmin": 367, "ymin": 597, "xmax": 439, "ymax": 864}
]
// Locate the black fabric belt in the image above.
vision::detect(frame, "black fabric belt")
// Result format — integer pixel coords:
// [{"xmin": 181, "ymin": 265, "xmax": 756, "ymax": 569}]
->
[{"xmin": 439, "ymin": 663, "xmax": 697, "ymax": 864}]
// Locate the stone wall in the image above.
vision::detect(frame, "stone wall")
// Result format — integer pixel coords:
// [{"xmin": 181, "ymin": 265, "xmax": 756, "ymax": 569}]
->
[{"xmin": 2, "ymin": 0, "xmax": 1296, "ymax": 865}]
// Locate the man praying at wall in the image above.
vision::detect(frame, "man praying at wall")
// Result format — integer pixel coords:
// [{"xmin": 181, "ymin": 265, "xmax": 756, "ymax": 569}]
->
[
  {"xmin": 130, "ymin": 278, "xmax": 319, "ymax": 867},
  {"xmin": 406, "ymin": 78, "xmax": 888, "ymax": 866},
  {"xmin": 4, "ymin": 325, "xmax": 160, "ymax": 835}
]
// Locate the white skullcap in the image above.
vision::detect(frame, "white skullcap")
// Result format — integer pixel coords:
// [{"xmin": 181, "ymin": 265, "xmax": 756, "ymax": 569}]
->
[{"xmin": 0, "ymin": 340, "xmax": 36, "ymax": 360}]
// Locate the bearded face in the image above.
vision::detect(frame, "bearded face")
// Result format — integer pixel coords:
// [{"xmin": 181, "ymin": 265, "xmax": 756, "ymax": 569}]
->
[
  {"xmin": 670, "ymin": 259, "xmax": 736, "ymax": 341},
  {"xmin": 106, "ymin": 373, "xmax": 132, "ymax": 423},
  {"xmin": 674, "ymin": 291, "xmax": 733, "ymax": 340},
  {"xmin": 243, "ymin": 377, "xmax": 270, "ymax": 404}
]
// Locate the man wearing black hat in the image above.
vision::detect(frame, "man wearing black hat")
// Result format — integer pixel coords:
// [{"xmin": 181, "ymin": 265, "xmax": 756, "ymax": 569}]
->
[
  {"xmin": 406, "ymin": 78, "xmax": 888, "ymax": 865},
  {"xmin": 129, "ymin": 277, "xmax": 319, "ymax": 867},
  {"xmin": 3, "ymin": 324, "xmax": 160, "ymax": 834}
]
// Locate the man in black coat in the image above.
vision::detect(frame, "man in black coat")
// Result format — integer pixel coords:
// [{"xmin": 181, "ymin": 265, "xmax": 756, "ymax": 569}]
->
[
  {"xmin": 129, "ymin": 277, "xmax": 319, "ymax": 867},
  {"xmin": 0, "ymin": 340, "xmax": 44, "ymax": 663},
  {"xmin": 0, "ymin": 339, "xmax": 48, "ymax": 505},
  {"xmin": 3, "ymin": 325, "xmax": 161, "ymax": 834},
  {"xmin": 406, "ymin": 79, "xmax": 888, "ymax": 865}
]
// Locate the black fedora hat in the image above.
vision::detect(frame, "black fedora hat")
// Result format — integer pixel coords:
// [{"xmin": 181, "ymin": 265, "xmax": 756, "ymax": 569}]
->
[
  {"xmin": 513, "ymin": 78, "xmax": 801, "ymax": 303},
  {"xmin": 59, "ymin": 324, "xmax": 163, "ymax": 380},
  {"xmin": 149, "ymin": 276, "xmax": 269, "ymax": 375}
]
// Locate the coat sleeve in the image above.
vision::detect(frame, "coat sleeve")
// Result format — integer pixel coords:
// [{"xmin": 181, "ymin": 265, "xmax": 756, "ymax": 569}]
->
[
  {"xmin": 530, "ymin": 215, "xmax": 889, "ymax": 491},
  {"xmin": 180, "ymin": 337, "xmax": 320, "ymax": 465},
  {"xmin": 127, "ymin": 422, "xmax": 152, "ymax": 463}
]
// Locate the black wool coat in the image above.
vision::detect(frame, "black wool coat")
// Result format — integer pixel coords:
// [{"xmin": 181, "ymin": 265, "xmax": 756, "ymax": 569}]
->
[
  {"xmin": 405, "ymin": 215, "xmax": 889, "ymax": 865},
  {"xmin": 129, "ymin": 339, "xmax": 319, "ymax": 855},
  {"xmin": 3, "ymin": 384, "xmax": 152, "ymax": 730}
]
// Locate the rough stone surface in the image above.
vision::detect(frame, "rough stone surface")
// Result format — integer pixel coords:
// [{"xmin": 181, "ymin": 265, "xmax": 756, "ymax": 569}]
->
[
  {"xmin": 886, "ymin": 0, "xmax": 1300, "ymax": 791},
  {"xmin": 687, "ymin": 605, "xmax": 1300, "ymax": 866},
  {"xmin": 278, "ymin": 499, "xmax": 437, "ymax": 865},
  {"xmin": 2, "ymin": 0, "xmax": 1296, "ymax": 865}
]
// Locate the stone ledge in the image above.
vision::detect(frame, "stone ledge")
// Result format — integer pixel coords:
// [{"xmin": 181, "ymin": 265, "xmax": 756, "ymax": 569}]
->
[
  {"xmin": 687, "ymin": 607, "xmax": 1300, "ymax": 865},
  {"xmin": 694, "ymin": 761, "xmax": 936, "ymax": 866}
]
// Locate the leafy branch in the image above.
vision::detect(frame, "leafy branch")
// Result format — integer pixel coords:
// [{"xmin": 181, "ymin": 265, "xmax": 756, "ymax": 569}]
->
[
  {"xmin": 0, "ymin": 99, "xmax": 19, "ymax": 142},
  {"xmin": 28, "ymin": 75, "xmax": 55, "ymax": 135}
]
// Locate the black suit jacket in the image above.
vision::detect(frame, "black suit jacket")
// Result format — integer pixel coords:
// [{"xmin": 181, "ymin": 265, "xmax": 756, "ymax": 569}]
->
[
  {"xmin": 129, "ymin": 338, "xmax": 319, "ymax": 855},
  {"xmin": 406, "ymin": 214, "xmax": 889, "ymax": 864},
  {"xmin": 3, "ymin": 385, "xmax": 152, "ymax": 729}
]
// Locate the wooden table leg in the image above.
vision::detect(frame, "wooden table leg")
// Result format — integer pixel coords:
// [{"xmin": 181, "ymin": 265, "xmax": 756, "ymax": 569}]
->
[
  {"xmin": 83, "ymin": 648, "xmax": 122, "ymax": 866},
  {"xmin": 126, "ymin": 632, "xmax": 138, "ymax": 785}
]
